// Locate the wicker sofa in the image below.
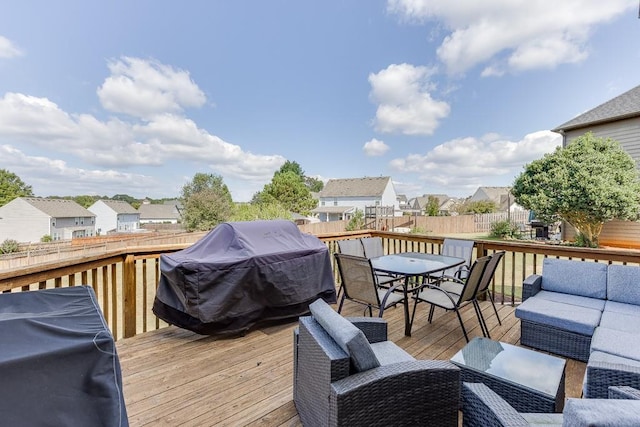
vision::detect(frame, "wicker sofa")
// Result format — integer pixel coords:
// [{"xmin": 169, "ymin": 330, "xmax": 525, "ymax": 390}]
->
[
  {"xmin": 515, "ymin": 258, "xmax": 640, "ymax": 397},
  {"xmin": 293, "ymin": 299, "xmax": 460, "ymax": 426},
  {"xmin": 461, "ymin": 382, "xmax": 640, "ymax": 426}
]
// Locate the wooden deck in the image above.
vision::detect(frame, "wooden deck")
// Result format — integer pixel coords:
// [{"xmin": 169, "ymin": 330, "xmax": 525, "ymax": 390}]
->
[{"xmin": 117, "ymin": 300, "xmax": 586, "ymax": 426}]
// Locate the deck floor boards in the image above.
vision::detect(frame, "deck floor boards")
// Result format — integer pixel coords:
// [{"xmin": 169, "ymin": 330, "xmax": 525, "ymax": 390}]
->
[{"xmin": 117, "ymin": 300, "xmax": 586, "ymax": 426}]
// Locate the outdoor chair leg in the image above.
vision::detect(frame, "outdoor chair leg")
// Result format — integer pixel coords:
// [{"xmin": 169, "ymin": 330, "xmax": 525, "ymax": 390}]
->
[
  {"xmin": 428, "ymin": 305, "xmax": 435, "ymax": 323},
  {"xmin": 337, "ymin": 293, "xmax": 346, "ymax": 313},
  {"xmin": 473, "ymin": 301, "xmax": 490, "ymax": 338},
  {"xmin": 454, "ymin": 309, "xmax": 469, "ymax": 342},
  {"xmin": 488, "ymin": 292, "xmax": 502, "ymax": 325}
]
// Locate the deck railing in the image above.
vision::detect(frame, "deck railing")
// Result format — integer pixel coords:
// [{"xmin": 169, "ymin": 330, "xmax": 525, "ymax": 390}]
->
[{"xmin": 1, "ymin": 230, "xmax": 639, "ymax": 340}]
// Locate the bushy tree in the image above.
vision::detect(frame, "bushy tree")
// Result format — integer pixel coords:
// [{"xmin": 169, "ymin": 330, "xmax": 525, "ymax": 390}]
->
[
  {"xmin": 0, "ymin": 169, "xmax": 33, "ymax": 206},
  {"xmin": 512, "ymin": 133, "xmax": 640, "ymax": 247},
  {"xmin": 0, "ymin": 239, "xmax": 20, "ymax": 254},
  {"xmin": 256, "ymin": 171, "xmax": 317, "ymax": 215},
  {"xmin": 425, "ymin": 196, "xmax": 440, "ymax": 216},
  {"xmin": 345, "ymin": 209, "xmax": 365, "ymax": 231},
  {"xmin": 461, "ymin": 200, "xmax": 497, "ymax": 214},
  {"xmin": 231, "ymin": 202, "xmax": 292, "ymax": 221},
  {"xmin": 180, "ymin": 173, "xmax": 233, "ymax": 231}
]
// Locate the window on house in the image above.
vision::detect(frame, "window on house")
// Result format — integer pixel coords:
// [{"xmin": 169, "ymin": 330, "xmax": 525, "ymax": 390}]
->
[
  {"xmin": 333, "ymin": 198, "xmax": 338, "ymax": 206},
  {"xmin": 75, "ymin": 217, "xmax": 79, "ymax": 225}
]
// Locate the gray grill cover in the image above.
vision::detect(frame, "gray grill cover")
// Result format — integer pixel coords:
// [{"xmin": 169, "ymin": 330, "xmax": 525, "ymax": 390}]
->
[
  {"xmin": 0, "ymin": 286, "xmax": 128, "ymax": 426},
  {"xmin": 153, "ymin": 220, "xmax": 336, "ymax": 335}
]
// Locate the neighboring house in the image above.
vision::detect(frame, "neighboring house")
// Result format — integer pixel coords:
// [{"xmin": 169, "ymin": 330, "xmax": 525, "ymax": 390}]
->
[
  {"xmin": 0, "ymin": 197, "xmax": 95, "ymax": 243},
  {"xmin": 409, "ymin": 194, "xmax": 458, "ymax": 215},
  {"xmin": 312, "ymin": 176, "xmax": 399, "ymax": 222},
  {"xmin": 396, "ymin": 194, "xmax": 409, "ymax": 210},
  {"xmin": 88, "ymin": 200, "xmax": 140, "ymax": 235},
  {"xmin": 138, "ymin": 202, "xmax": 182, "ymax": 224},
  {"xmin": 469, "ymin": 187, "xmax": 522, "ymax": 212},
  {"xmin": 552, "ymin": 84, "xmax": 640, "ymax": 247}
]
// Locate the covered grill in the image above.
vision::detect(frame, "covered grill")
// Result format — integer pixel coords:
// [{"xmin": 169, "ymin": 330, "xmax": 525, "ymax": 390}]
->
[{"xmin": 153, "ymin": 220, "xmax": 336, "ymax": 335}]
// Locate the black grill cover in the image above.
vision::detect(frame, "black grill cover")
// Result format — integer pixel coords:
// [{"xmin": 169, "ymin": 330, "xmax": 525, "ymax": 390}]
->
[
  {"xmin": 0, "ymin": 286, "xmax": 128, "ymax": 426},
  {"xmin": 153, "ymin": 220, "xmax": 336, "ymax": 335}
]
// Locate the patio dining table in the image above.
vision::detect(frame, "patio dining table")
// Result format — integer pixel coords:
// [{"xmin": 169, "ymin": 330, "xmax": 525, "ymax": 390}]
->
[{"xmin": 371, "ymin": 252, "xmax": 465, "ymax": 336}]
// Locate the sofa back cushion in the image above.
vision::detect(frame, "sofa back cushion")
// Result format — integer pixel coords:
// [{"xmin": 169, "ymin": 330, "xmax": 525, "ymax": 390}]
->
[
  {"xmin": 541, "ymin": 258, "xmax": 607, "ymax": 299},
  {"xmin": 309, "ymin": 299, "xmax": 380, "ymax": 373},
  {"xmin": 607, "ymin": 264, "xmax": 640, "ymax": 305}
]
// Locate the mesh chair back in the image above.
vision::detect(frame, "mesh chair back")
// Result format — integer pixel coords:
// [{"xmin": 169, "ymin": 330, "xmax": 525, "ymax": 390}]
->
[
  {"xmin": 334, "ymin": 253, "xmax": 379, "ymax": 306},
  {"xmin": 337, "ymin": 239, "xmax": 365, "ymax": 257},
  {"xmin": 440, "ymin": 238, "xmax": 474, "ymax": 277},
  {"xmin": 476, "ymin": 251, "xmax": 505, "ymax": 295},
  {"xmin": 360, "ymin": 237, "xmax": 385, "ymax": 259},
  {"xmin": 459, "ymin": 255, "xmax": 491, "ymax": 303}
]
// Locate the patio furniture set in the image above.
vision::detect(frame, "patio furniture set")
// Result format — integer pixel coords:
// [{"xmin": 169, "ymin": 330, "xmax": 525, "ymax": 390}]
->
[
  {"xmin": 293, "ymin": 247, "xmax": 640, "ymax": 425},
  {"xmin": 515, "ymin": 258, "xmax": 640, "ymax": 398}
]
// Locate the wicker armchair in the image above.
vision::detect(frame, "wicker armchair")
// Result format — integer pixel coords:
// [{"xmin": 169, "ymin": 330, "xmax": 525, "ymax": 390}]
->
[
  {"xmin": 461, "ymin": 382, "xmax": 640, "ymax": 427},
  {"xmin": 293, "ymin": 300, "xmax": 460, "ymax": 426}
]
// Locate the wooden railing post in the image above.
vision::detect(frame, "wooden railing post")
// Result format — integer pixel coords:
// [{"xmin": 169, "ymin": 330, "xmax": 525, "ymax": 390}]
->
[{"xmin": 123, "ymin": 254, "xmax": 137, "ymax": 338}]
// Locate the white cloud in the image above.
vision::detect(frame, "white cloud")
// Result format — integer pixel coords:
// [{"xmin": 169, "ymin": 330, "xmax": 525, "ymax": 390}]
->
[
  {"xmin": 0, "ymin": 36, "xmax": 23, "ymax": 58},
  {"xmin": 97, "ymin": 57, "xmax": 206, "ymax": 119},
  {"xmin": 0, "ymin": 57, "xmax": 288, "ymax": 197},
  {"xmin": 390, "ymin": 130, "xmax": 561, "ymax": 193},
  {"xmin": 1, "ymin": 144, "xmax": 158, "ymax": 197},
  {"xmin": 363, "ymin": 138, "xmax": 390, "ymax": 156},
  {"xmin": 388, "ymin": 0, "xmax": 634, "ymax": 75},
  {"xmin": 369, "ymin": 63, "xmax": 450, "ymax": 135}
]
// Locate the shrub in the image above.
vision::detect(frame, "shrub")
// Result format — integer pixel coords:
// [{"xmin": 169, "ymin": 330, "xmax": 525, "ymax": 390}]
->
[
  {"xmin": 41, "ymin": 235, "xmax": 52, "ymax": 242},
  {"xmin": 490, "ymin": 220, "xmax": 520, "ymax": 239},
  {"xmin": 0, "ymin": 239, "xmax": 20, "ymax": 254}
]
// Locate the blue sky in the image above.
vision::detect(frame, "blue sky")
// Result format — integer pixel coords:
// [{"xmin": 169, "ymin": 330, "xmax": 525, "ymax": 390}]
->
[{"xmin": 1, "ymin": 1, "xmax": 639, "ymax": 202}]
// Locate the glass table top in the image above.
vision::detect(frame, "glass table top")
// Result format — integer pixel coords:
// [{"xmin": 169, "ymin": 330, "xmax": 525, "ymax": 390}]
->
[
  {"xmin": 370, "ymin": 252, "xmax": 464, "ymax": 276},
  {"xmin": 451, "ymin": 337, "xmax": 566, "ymax": 396}
]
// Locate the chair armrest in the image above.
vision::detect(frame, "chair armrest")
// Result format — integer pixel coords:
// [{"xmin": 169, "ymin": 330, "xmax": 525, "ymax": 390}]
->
[
  {"xmin": 609, "ymin": 386, "xmax": 640, "ymax": 400},
  {"xmin": 330, "ymin": 360, "xmax": 460, "ymax": 426},
  {"xmin": 346, "ymin": 317, "xmax": 387, "ymax": 343},
  {"xmin": 522, "ymin": 274, "xmax": 542, "ymax": 301},
  {"xmin": 461, "ymin": 382, "xmax": 529, "ymax": 427}
]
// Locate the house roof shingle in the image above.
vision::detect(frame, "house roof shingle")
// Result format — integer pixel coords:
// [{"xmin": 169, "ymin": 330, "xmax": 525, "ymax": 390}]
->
[
  {"xmin": 138, "ymin": 203, "xmax": 181, "ymax": 220},
  {"xmin": 319, "ymin": 177, "xmax": 390, "ymax": 198},
  {"xmin": 552, "ymin": 85, "xmax": 640, "ymax": 132},
  {"xmin": 95, "ymin": 200, "xmax": 138, "ymax": 214},
  {"xmin": 21, "ymin": 197, "xmax": 95, "ymax": 218}
]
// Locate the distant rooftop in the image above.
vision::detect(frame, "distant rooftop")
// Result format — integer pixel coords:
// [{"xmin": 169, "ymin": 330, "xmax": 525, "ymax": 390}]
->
[
  {"xmin": 319, "ymin": 177, "xmax": 390, "ymax": 198},
  {"xmin": 553, "ymin": 84, "xmax": 640, "ymax": 132},
  {"xmin": 21, "ymin": 197, "xmax": 95, "ymax": 218}
]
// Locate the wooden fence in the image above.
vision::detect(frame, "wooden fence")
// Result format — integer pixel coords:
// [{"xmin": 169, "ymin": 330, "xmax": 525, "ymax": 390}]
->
[{"xmin": 3, "ymin": 230, "xmax": 640, "ymax": 341}]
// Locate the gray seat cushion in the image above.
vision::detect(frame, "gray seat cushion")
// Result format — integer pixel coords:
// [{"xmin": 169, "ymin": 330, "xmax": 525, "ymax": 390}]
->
[
  {"xmin": 591, "ymin": 327, "xmax": 640, "ymax": 362},
  {"xmin": 370, "ymin": 341, "xmax": 415, "ymax": 365},
  {"xmin": 541, "ymin": 258, "xmax": 607, "ymax": 299},
  {"xmin": 562, "ymin": 398, "xmax": 640, "ymax": 427},
  {"xmin": 533, "ymin": 290, "xmax": 605, "ymax": 311},
  {"xmin": 598, "ymin": 309, "xmax": 640, "ymax": 334},
  {"xmin": 515, "ymin": 296, "xmax": 602, "ymax": 336},
  {"xmin": 604, "ymin": 300, "xmax": 640, "ymax": 316},
  {"xmin": 309, "ymin": 299, "xmax": 380, "ymax": 373},
  {"xmin": 607, "ymin": 265, "xmax": 640, "ymax": 305},
  {"xmin": 521, "ymin": 413, "xmax": 564, "ymax": 426}
]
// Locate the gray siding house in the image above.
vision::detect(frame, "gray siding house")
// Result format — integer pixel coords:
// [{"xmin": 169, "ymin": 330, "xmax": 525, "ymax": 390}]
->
[
  {"xmin": 0, "ymin": 197, "xmax": 96, "ymax": 243},
  {"xmin": 88, "ymin": 200, "xmax": 140, "ymax": 234},
  {"xmin": 552, "ymin": 84, "xmax": 640, "ymax": 248},
  {"xmin": 312, "ymin": 176, "xmax": 399, "ymax": 222},
  {"xmin": 138, "ymin": 202, "xmax": 181, "ymax": 224}
]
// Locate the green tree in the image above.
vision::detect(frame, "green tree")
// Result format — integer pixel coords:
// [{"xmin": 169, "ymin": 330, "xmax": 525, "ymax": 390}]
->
[
  {"xmin": 345, "ymin": 209, "xmax": 365, "ymax": 231},
  {"xmin": 0, "ymin": 169, "xmax": 33, "ymax": 206},
  {"xmin": 259, "ymin": 171, "xmax": 317, "ymax": 215},
  {"xmin": 512, "ymin": 132, "xmax": 640, "ymax": 247},
  {"xmin": 462, "ymin": 200, "xmax": 497, "ymax": 214},
  {"xmin": 180, "ymin": 173, "xmax": 233, "ymax": 231},
  {"xmin": 425, "ymin": 196, "xmax": 440, "ymax": 216},
  {"xmin": 231, "ymin": 201, "xmax": 292, "ymax": 221},
  {"xmin": 277, "ymin": 160, "xmax": 305, "ymax": 177},
  {"xmin": 305, "ymin": 176, "xmax": 324, "ymax": 192}
]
